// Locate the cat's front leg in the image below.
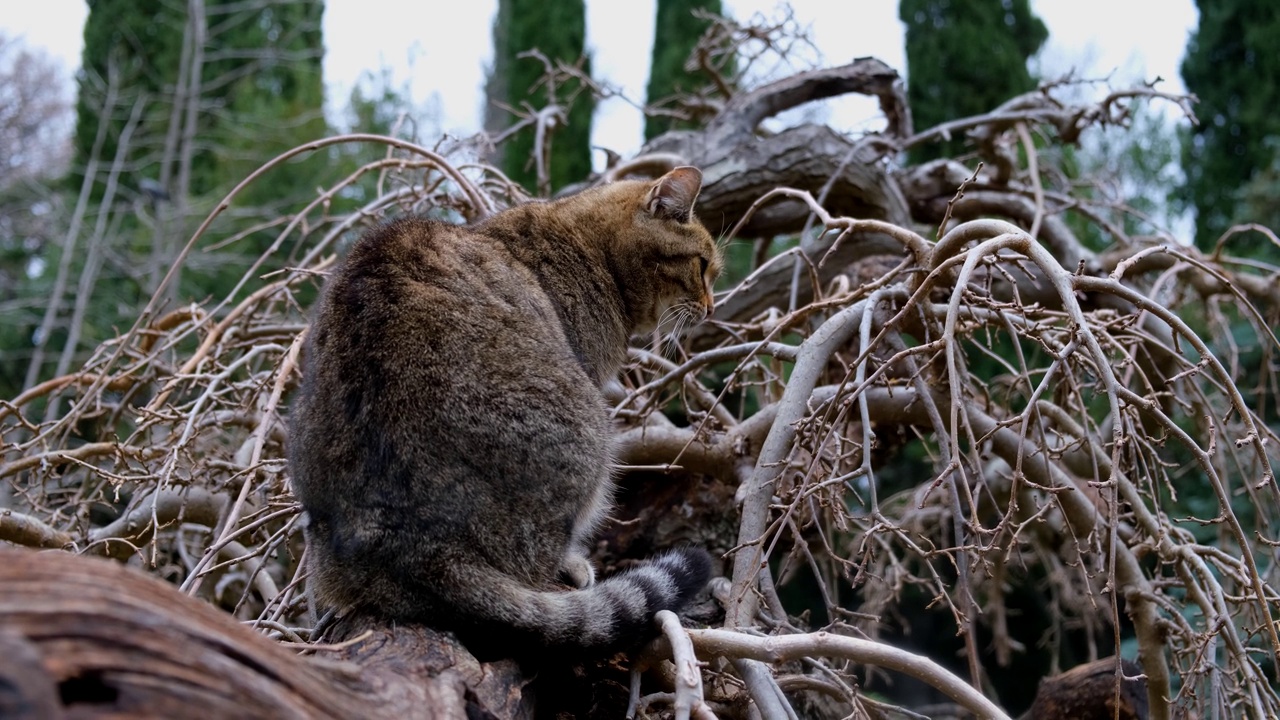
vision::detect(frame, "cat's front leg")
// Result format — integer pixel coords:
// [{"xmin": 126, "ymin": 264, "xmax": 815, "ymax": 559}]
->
[{"xmin": 559, "ymin": 551, "xmax": 596, "ymax": 588}]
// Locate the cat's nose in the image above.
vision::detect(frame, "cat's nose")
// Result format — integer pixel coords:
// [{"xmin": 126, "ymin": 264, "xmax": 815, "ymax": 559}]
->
[{"xmin": 702, "ymin": 291, "xmax": 715, "ymax": 318}]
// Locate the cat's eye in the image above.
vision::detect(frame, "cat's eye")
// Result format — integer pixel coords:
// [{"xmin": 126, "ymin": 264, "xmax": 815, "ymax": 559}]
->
[{"xmin": 698, "ymin": 256, "xmax": 709, "ymax": 275}]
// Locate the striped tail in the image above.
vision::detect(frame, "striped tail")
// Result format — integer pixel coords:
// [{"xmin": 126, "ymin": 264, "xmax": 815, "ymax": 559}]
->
[{"xmin": 444, "ymin": 547, "xmax": 712, "ymax": 651}]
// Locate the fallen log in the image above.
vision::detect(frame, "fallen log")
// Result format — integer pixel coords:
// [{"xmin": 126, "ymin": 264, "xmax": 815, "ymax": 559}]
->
[{"xmin": 0, "ymin": 547, "xmax": 526, "ymax": 719}]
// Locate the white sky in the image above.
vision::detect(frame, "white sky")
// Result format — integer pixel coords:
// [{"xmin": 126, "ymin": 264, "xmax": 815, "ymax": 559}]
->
[{"xmin": 4, "ymin": 0, "xmax": 1197, "ymax": 168}]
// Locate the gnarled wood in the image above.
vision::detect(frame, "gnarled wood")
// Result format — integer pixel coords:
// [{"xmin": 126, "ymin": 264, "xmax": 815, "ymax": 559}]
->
[
  {"xmin": 0, "ymin": 548, "xmax": 528, "ymax": 720},
  {"xmin": 640, "ymin": 57, "xmax": 912, "ymax": 237},
  {"xmin": 1023, "ymin": 658, "xmax": 1149, "ymax": 720}
]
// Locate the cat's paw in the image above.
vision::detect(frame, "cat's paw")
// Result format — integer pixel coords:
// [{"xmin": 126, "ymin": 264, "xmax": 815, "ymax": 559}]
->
[{"xmin": 559, "ymin": 553, "xmax": 596, "ymax": 588}]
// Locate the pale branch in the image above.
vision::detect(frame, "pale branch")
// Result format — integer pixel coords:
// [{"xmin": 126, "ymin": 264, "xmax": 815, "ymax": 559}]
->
[
  {"xmin": 690, "ymin": 187, "xmax": 927, "ymax": 349},
  {"xmin": 185, "ymin": 330, "xmax": 304, "ymax": 597},
  {"xmin": 731, "ymin": 657, "xmax": 799, "ymax": 720},
  {"xmin": 689, "ymin": 629, "xmax": 1011, "ymax": 720},
  {"xmin": 728, "ymin": 296, "xmax": 870, "ymax": 626},
  {"xmin": 654, "ymin": 610, "xmax": 713, "ymax": 720},
  {"xmin": 1099, "ymin": 241, "xmax": 1280, "ymax": 314},
  {"xmin": 0, "ymin": 508, "xmax": 71, "ymax": 548},
  {"xmin": 855, "ymin": 379, "xmax": 1176, "ymax": 718},
  {"xmin": 87, "ymin": 487, "xmax": 228, "ymax": 560},
  {"xmin": 0, "ymin": 442, "xmax": 165, "ymax": 481}
]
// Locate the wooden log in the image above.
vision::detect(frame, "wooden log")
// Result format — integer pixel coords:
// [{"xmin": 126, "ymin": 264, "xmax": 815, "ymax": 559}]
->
[
  {"xmin": 0, "ymin": 547, "xmax": 529, "ymax": 719},
  {"xmin": 1023, "ymin": 657, "xmax": 1149, "ymax": 720},
  {"xmin": 637, "ymin": 57, "xmax": 914, "ymax": 238}
]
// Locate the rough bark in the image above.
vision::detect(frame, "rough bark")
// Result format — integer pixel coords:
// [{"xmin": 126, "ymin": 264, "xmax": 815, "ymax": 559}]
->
[
  {"xmin": 0, "ymin": 547, "xmax": 527, "ymax": 720},
  {"xmin": 1023, "ymin": 658, "xmax": 1149, "ymax": 720},
  {"xmin": 637, "ymin": 57, "xmax": 912, "ymax": 237}
]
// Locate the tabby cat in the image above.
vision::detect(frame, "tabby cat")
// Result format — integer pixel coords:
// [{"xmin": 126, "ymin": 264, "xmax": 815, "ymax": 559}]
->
[{"xmin": 289, "ymin": 166, "xmax": 721, "ymax": 652}]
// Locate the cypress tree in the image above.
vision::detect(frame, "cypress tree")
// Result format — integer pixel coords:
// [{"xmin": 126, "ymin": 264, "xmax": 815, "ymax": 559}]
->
[
  {"xmin": 487, "ymin": 0, "xmax": 595, "ymax": 193},
  {"xmin": 1180, "ymin": 0, "xmax": 1280, "ymax": 249},
  {"xmin": 73, "ymin": 0, "xmax": 185, "ymax": 196},
  {"xmin": 44, "ymin": 0, "xmax": 328, "ymax": 387},
  {"xmin": 72, "ymin": 0, "xmax": 327, "ymax": 202},
  {"xmin": 644, "ymin": 0, "xmax": 723, "ymax": 141},
  {"xmin": 899, "ymin": 0, "xmax": 1047, "ymax": 162},
  {"xmin": 210, "ymin": 1, "xmax": 328, "ymax": 209}
]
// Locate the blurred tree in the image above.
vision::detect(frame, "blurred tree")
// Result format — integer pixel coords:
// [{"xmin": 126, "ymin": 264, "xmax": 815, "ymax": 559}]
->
[
  {"xmin": 485, "ymin": 0, "xmax": 594, "ymax": 193},
  {"xmin": 899, "ymin": 0, "xmax": 1047, "ymax": 162},
  {"xmin": 207, "ymin": 0, "xmax": 328, "ymax": 210},
  {"xmin": 20, "ymin": 0, "xmax": 329, "ymax": 394},
  {"xmin": 317, "ymin": 68, "xmax": 418, "ymax": 221},
  {"xmin": 1235, "ymin": 139, "xmax": 1280, "ymax": 236},
  {"xmin": 1180, "ymin": 0, "xmax": 1280, "ymax": 250},
  {"xmin": 0, "ymin": 34, "xmax": 72, "ymax": 398},
  {"xmin": 0, "ymin": 34, "xmax": 72, "ymax": 185},
  {"xmin": 643, "ymin": 0, "xmax": 724, "ymax": 141},
  {"xmin": 72, "ymin": 0, "xmax": 183, "ymax": 198},
  {"xmin": 73, "ymin": 0, "xmax": 326, "ymax": 203}
]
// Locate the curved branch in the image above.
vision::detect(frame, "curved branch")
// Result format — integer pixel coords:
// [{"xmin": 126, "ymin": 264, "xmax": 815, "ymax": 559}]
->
[
  {"xmin": 688, "ymin": 628, "xmax": 1010, "ymax": 720},
  {"xmin": 727, "ymin": 297, "xmax": 869, "ymax": 625},
  {"xmin": 0, "ymin": 509, "xmax": 71, "ymax": 548},
  {"xmin": 707, "ymin": 57, "xmax": 906, "ymax": 140},
  {"xmin": 87, "ymin": 487, "xmax": 227, "ymax": 559}
]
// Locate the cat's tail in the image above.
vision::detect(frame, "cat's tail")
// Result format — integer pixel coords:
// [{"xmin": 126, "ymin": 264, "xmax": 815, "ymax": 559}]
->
[{"xmin": 446, "ymin": 547, "xmax": 712, "ymax": 650}]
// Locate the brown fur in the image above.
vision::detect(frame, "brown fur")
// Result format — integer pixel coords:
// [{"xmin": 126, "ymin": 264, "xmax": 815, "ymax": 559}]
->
[{"xmin": 288, "ymin": 167, "xmax": 721, "ymax": 652}]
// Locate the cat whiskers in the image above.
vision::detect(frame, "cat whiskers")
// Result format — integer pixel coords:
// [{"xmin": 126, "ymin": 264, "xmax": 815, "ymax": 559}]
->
[
  {"xmin": 649, "ymin": 303, "xmax": 697, "ymax": 357},
  {"xmin": 648, "ymin": 306, "xmax": 681, "ymax": 355}
]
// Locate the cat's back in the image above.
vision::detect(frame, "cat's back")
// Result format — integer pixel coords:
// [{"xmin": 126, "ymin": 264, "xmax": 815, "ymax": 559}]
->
[
  {"xmin": 294, "ymin": 213, "xmax": 605, "ymax": 483},
  {"xmin": 308, "ymin": 216, "xmax": 581, "ymax": 393},
  {"xmin": 322, "ymin": 216, "xmax": 559, "ymax": 340}
]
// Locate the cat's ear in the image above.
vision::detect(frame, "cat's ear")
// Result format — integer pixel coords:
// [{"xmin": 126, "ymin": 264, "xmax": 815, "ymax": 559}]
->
[{"xmin": 644, "ymin": 166, "xmax": 703, "ymax": 223}]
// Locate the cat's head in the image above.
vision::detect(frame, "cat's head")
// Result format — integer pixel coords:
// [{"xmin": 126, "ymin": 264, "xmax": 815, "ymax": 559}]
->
[{"xmin": 594, "ymin": 166, "xmax": 723, "ymax": 337}]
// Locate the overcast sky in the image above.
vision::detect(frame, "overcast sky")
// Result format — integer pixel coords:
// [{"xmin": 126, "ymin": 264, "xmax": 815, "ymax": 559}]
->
[{"xmin": 5, "ymin": 1, "xmax": 1197, "ymax": 166}]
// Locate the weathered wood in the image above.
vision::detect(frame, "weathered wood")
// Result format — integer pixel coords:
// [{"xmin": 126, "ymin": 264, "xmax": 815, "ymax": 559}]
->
[
  {"xmin": 0, "ymin": 547, "xmax": 529, "ymax": 720},
  {"xmin": 640, "ymin": 57, "xmax": 912, "ymax": 237},
  {"xmin": 1023, "ymin": 657, "xmax": 1149, "ymax": 720}
]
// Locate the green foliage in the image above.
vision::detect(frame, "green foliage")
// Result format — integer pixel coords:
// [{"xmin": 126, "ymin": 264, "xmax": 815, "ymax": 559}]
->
[
  {"xmin": 73, "ymin": 0, "xmax": 327, "ymax": 202},
  {"xmin": 1180, "ymin": 0, "xmax": 1280, "ymax": 250},
  {"xmin": 644, "ymin": 0, "xmax": 723, "ymax": 141},
  {"xmin": 1236, "ymin": 138, "xmax": 1280, "ymax": 236},
  {"xmin": 899, "ymin": 0, "xmax": 1047, "ymax": 162},
  {"xmin": 73, "ymin": 0, "xmax": 185, "ymax": 196},
  {"xmin": 15, "ymin": 0, "xmax": 331, "ymax": 391},
  {"xmin": 487, "ymin": 0, "xmax": 594, "ymax": 193},
  {"xmin": 208, "ymin": 1, "xmax": 329, "ymax": 211}
]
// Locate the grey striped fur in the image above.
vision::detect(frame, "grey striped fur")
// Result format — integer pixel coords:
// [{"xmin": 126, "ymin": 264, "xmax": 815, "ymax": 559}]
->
[{"xmin": 289, "ymin": 168, "xmax": 720, "ymax": 651}]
